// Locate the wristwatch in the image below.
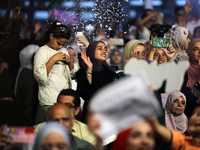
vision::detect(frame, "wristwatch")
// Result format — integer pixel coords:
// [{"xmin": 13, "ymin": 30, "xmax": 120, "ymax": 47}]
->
[{"xmin": 86, "ymin": 72, "xmax": 92, "ymax": 76}]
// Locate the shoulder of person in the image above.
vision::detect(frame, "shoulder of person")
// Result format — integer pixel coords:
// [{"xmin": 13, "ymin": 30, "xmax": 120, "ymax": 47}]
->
[{"xmin": 72, "ymin": 134, "xmax": 94, "ymax": 149}]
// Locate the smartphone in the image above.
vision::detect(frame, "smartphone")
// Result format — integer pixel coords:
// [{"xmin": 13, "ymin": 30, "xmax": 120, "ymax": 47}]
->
[
  {"xmin": 152, "ymin": 37, "xmax": 170, "ymax": 48},
  {"xmin": 75, "ymin": 32, "xmax": 84, "ymax": 46},
  {"xmin": 75, "ymin": 31, "xmax": 84, "ymax": 37},
  {"xmin": 4, "ymin": 126, "xmax": 35, "ymax": 143}
]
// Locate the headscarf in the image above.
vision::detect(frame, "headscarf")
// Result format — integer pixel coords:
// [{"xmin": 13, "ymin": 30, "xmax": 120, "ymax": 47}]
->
[
  {"xmin": 19, "ymin": 44, "xmax": 39, "ymax": 70},
  {"xmin": 111, "ymin": 127, "xmax": 132, "ymax": 150},
  {"xmin": 170, "ymin": 26, "xmax": 189, "ymax": 52},
  {"xmin": 165, "ymin": 91, "xmax": 188, "ymax": 133},
  {"xmin": 186, "ymin": 38, "xmax": 200, "ymax": 89},
  {"xmin": 122, "ymin": 39, "xmax": 144, "ymax": 66},
  {"xmin": 14, "ymin": 44, "xmax": 39, "ymax": 96},
  {"xmin": 33, "ymin": 122, "xmax": 71, "ymax": 150},
  {"xmin": 86, "ymin": 41, "xmax": 116, "ymax": 73},
  {"xmin": 110, "ymin": 50, "xmax": 123, "ymax": 70},
  {"xmin": 112, "ymin": 121, "xmax": 155, "ymax": 150}
]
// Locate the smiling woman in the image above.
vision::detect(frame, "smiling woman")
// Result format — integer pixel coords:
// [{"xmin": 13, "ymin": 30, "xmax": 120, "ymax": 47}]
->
[
  {"xmin": 75, "ymin": 41, "xmax": 116, "ymax": 122},
  {"xmin": 153, "ymin": 48, "xmax": 168, "ymax": 65}
]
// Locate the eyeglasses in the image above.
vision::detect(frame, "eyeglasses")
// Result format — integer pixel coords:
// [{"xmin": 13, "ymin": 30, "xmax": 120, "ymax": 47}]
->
[{"xmin": 41, "ymin": 143, "xmax": 68, "ymax": 150}]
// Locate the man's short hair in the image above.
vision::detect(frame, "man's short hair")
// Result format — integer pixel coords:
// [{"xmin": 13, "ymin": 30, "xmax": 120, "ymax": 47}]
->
[{"xmin": 57, "ymin": 89, "xmax": 81, "ymax": 107}]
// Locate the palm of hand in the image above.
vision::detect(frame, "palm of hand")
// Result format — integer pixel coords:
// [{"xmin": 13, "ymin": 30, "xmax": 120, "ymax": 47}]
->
[{"xmin": 81, "ymin": 51, "xmax": 93, "ymax": 68}]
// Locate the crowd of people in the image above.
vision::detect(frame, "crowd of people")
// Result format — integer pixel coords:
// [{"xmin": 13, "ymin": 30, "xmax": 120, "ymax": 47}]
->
[{"xmin": 1, "ymin": 1, "xmax": 200, "ymax": 150}]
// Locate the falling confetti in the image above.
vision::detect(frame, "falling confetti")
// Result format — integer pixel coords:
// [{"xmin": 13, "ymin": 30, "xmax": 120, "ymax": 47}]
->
[{"xmin": 49, "ymin": 0, "xmax": 129, "ymax": 35}]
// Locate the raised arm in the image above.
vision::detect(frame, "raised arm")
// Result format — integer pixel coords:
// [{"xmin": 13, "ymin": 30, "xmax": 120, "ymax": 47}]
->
[
  {"xmin": 81, "ymin": 51, "xmax": 93, "ymax": 84},
  {"xmin": 151, "ymin": 117, "xmax": 172, "ymax": 145}
]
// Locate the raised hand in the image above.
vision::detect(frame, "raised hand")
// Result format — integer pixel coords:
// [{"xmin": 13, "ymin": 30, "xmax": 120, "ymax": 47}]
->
[
  {"xmin": 161, "ymin": 45, "xmax": 175, "ymax": 61},
  {"xmin": 131, "ymin": 50, "xmax": 139, "ymax": 59},
  {"xmin": 81, "ymin": 51, "xmax": 93, "ymax": 70},
  {"xmin": 12, "ymin": 6, "xmax": 21, "ymax": 23},
  {"xmin": 34, "ymin": 21, "xmax": 41, "ymax": 33},
  {"xmin": 184, "ymin": 1, "xmax": 193, "ymax": 14},
  {"xmin": 0, "ymin": 124, "xmax": 9, "ymax": 148}
]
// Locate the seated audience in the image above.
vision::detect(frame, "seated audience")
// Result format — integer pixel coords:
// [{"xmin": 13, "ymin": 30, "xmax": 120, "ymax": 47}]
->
[
  {"xmin": 47, "ymin": 103, "xmax": 94, "ymax": 150},
  {"xmin": 35, "ymin": 89, "xmax": 96, "ymax": 145}
]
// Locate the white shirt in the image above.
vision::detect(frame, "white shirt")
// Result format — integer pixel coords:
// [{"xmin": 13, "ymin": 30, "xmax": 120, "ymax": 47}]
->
[
  {"xmin": 34, "ymin": 45, "xmax": 78, "ymax": 106},
  {"xmin": 138, "ymin": 26, "xmax": 150, "ymax": 44}
]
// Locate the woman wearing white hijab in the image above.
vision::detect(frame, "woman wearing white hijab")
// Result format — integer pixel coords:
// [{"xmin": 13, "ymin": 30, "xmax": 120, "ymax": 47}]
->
[
  {"xmin": 33, "ymin": 122, "xmax": 71, "ymax": 150},
  {"xmin": 14, "ymin": 44, "xmax": 39, "ymax": 122}
]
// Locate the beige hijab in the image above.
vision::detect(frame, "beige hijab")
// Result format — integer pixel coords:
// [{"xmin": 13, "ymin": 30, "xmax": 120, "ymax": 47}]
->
[{"xmin": 122, "ymin": 39, "xmax": 144, "ymax": 66}]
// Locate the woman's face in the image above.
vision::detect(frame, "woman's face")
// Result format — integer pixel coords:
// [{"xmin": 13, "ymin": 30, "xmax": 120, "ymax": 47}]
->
[
  {"xmin": 132, "ymin": 45, "xmax": 146, "ymax": 60},
  {"xmin": 40, "ymin": 133, "xmax": 69, "ymax": 150},
  {"xmin": 185, "ymin": 37, "xmax": 191, "ymax": 50},
  {"xmin": 191, "ymin": 41, "xmax": 200, "ymax": 62},
  {"xmin": 111, "ymin": 51, "xmax": 122, "ymax": 64},
  {"xmin": 48, "ymin": 33, "xmax": 69, "ymax": 50},
  {"xmin": 94, "ymin": 42, "xmax": 108, "ymax": 62},
  {"xmin": 188, "ymin": 107, "xmax": 200, "ymax": 136},
  {"xmin": 171, "ymin": 96, "xmax": 186, "ymax": 116},
  {"xmin": 126, "ymin": 121, "xmax": 155, "ymax": 150},
  {"xmin": 153, "ymin": 48, "xmax": 167, "ymax": 65}
]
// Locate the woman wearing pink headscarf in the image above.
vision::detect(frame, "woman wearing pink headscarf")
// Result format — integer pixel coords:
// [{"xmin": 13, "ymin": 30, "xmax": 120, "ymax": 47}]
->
[
  {"xmin": 181, "ymin": 38, "xmax": 200, "ymax": 118},
  {"xmin": 164, "ymin": 91, "xmax": 188, "ymax": 133}
]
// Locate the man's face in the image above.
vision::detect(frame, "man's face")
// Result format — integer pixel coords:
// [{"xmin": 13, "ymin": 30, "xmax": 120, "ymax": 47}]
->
[
  {"xmin": 48, "ymin": 104, "xmax": 73, "ymax": 132},
  {"xmin": 58, "ymin": 95, "xmax": 80, "ymax": 116}
]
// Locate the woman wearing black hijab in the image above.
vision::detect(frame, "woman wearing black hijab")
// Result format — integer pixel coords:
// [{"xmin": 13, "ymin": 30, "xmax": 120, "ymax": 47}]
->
[{"xmin": 75, "ymin": 41, "xmax": 116, "ymax": 122}]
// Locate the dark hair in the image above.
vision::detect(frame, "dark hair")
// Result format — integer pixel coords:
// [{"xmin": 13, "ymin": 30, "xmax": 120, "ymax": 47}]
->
[
  {"xmin": 41, "ymin": 21, "xmax": 71, "ymax": 45},
  {"xmin": 141, "ymin": 9, "xmax": 153, "ymax": 19},
  {"xmin": 57, "ymin": 89, "xmax": 80, "ymax": 107},
  {"xmin": 175, "ymin": 7, "xmax": 184, "ymax": 15},
  {"xmin": 150, "ymin": 23, "xmax": 172, "ymax": 40},
  {"xmin": 137, "ymin": 43, "xmax": 145, "ymax": 47}
]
